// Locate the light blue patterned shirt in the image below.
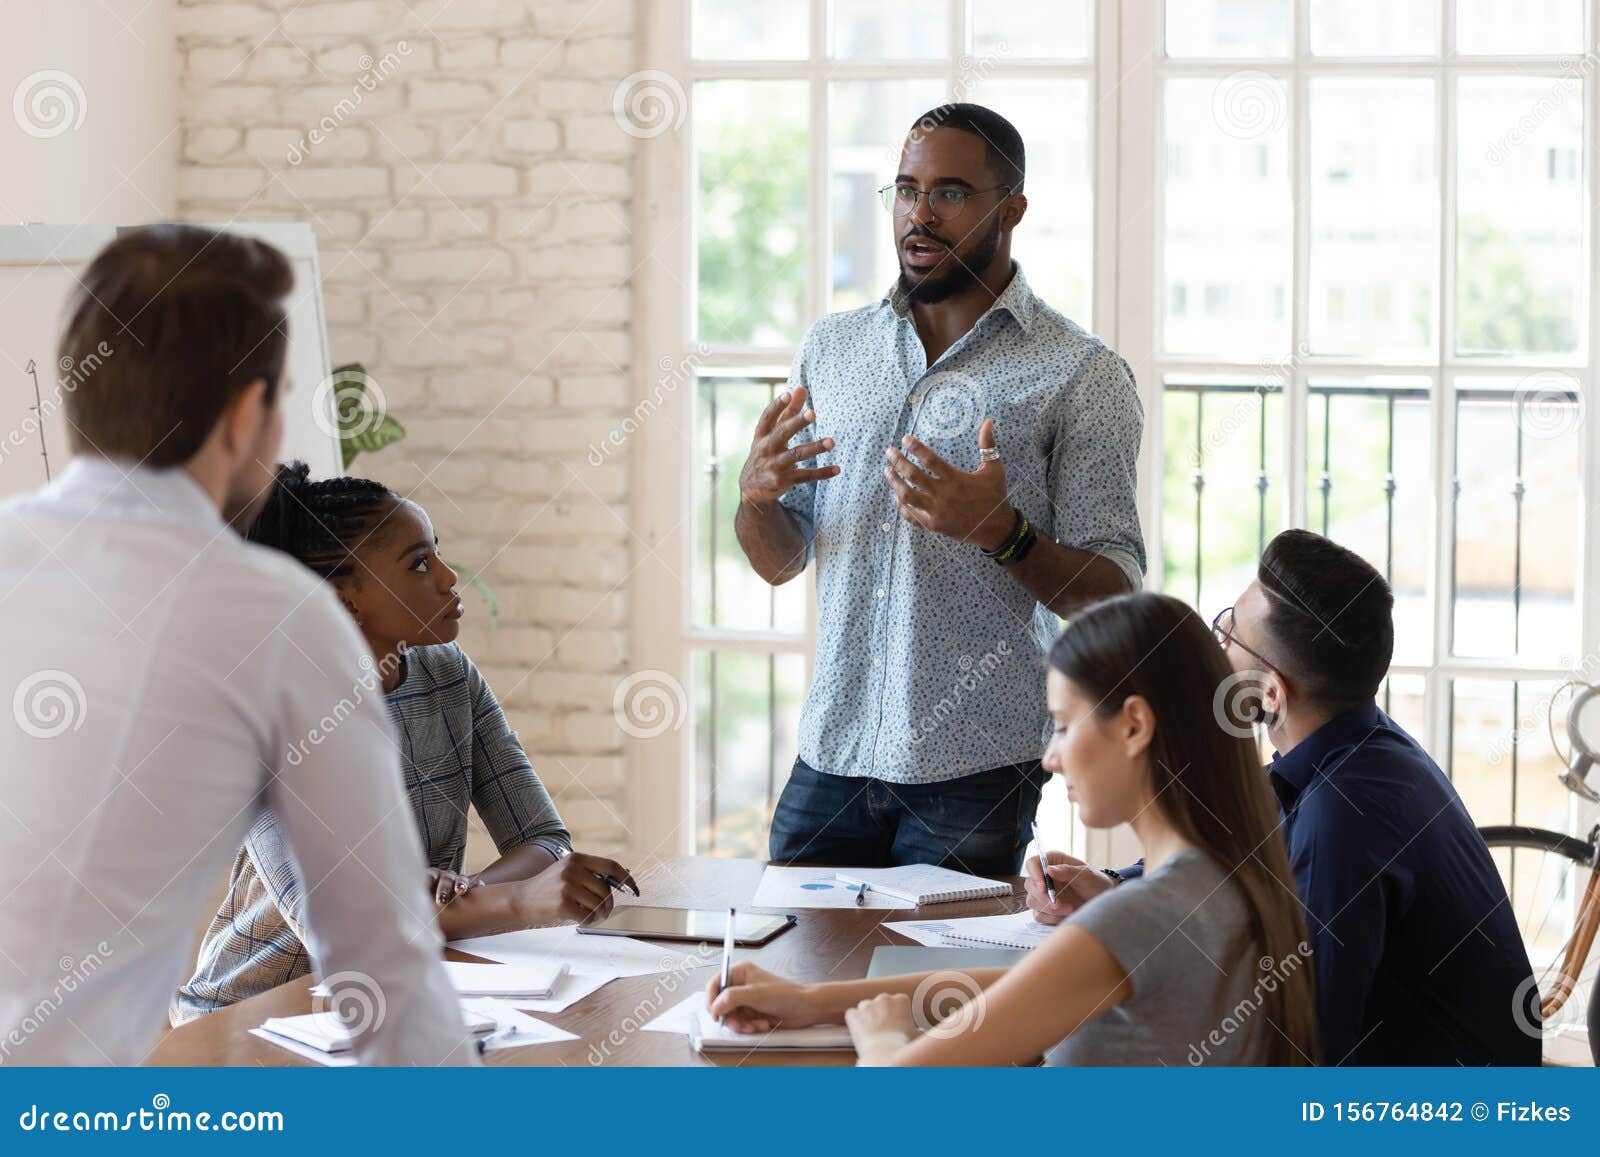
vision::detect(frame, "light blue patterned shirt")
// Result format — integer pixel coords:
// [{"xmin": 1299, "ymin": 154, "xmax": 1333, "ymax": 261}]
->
[{"xmin": 778, "ymin": 264, "xmax": 1146, "ymax": 784}]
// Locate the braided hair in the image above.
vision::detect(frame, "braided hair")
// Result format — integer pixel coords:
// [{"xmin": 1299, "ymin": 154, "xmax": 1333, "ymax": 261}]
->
[{"xmin": 247, "ymin": 460, "xmax": 398, "ymax": 580}]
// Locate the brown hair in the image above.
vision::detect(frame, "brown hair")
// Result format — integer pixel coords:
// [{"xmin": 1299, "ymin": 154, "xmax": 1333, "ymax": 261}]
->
[
  {"xmin": 1049, "ymin": 592, "xmax": 1320, "ymax": 1066},
  {"xmin": 60, "ymin": 223, "xmax": 294, "ymax": 467}
]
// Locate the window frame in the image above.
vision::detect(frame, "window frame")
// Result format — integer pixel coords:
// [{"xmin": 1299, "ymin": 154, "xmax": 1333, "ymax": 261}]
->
[{"xmin": 632, "ymin": 0, "xmax": 1600, "ymax": 859}]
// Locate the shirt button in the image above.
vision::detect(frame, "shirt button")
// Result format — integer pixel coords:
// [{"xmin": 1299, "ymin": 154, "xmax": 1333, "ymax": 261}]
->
[
  {"xmin": 882, "ymin": 521, "xmax": 892, "ymax": 532},
  {"xmin": 875, "ymin": 588, "xmax": 885, "ymax": 599},
  {"xmin": 873, "ymin": 657, "xmax": 884, "ymax": 667}
]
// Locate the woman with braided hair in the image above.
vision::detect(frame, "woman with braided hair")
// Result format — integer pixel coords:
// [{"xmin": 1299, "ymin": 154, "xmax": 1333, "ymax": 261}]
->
[{"xmin": 171, "ymin": 462, "xmax": 636, "ymax": 1023}]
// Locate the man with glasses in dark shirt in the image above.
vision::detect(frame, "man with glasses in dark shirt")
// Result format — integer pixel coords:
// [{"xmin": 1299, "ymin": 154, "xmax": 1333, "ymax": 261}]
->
[{"xmin": 1028, "ymin": 529, "xmax": 1540, "ymax": 1065}]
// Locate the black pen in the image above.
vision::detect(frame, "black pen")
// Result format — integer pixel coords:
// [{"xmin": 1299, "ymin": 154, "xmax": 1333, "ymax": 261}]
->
[
  {"xmin": 855, "ymin": 881, "xmax": 868, "ymax": 907},
  {"xmin": 598, "ymin": 872, "xmax": 640, "ymax": 897}
]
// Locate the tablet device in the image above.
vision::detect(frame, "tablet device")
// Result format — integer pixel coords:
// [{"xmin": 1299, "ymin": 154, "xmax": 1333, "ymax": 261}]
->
[{"xmin": 577, "ymin": 905, "xmax": 796, "ymax": 947}]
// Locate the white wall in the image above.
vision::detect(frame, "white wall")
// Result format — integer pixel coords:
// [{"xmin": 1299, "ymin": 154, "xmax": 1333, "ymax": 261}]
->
[
  {"xmin": 0, "ymin": 0, "xmax": 177, "ymax": 221},
  {"xmin": 177, "ymin": 0, "xmax": 640, "ymax": 855}
]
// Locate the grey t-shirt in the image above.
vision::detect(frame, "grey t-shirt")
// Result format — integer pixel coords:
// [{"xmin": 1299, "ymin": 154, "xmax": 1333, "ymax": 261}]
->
[{"xmin": 1046, "ymin": 848, "xmax": 1269, "ymax": 1066}]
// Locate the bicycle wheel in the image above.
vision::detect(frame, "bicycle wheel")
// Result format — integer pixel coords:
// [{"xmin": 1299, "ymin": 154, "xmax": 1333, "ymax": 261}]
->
[{"xmin": 1478, "ymin": 825, "xmax": 1598, "ymax": 1065}]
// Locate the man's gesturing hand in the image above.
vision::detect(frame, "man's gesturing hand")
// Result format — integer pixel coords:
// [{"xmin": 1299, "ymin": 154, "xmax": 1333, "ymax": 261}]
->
[
  {"xmin": 884, "ymin": 418, "xmax": 1016, "ymax": 549},
  {"xmin": 739, "ymin": 386, "xmax": 840, "ymax": 505}
]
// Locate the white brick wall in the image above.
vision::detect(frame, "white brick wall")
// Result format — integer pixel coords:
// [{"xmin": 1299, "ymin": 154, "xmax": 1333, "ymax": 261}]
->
[{"xmin": 177, "ymin": 0, "xmax": 641, "ymax": 858}]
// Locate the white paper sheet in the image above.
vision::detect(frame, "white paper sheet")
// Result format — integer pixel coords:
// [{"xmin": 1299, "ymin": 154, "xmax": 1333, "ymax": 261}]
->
[
  {"xmin": 748, "ymin": 865, "xmax": 916, "ymax": 910},
  {"xmin": 314, "ymin": 966, "xmax": 617, "ymax": 1015},
  {"xmin": 458, "ymin": 998, "xmax": 579, "ymax": 1051},
  {"xmin": 447, "ymin": 924, "xmax": 718, "ymax": 978}
]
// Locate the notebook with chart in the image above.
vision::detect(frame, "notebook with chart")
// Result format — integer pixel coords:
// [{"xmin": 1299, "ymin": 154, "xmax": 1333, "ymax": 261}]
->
[
  {"xmin": 888, "ymin": 909, "xmax": 1056, "ymax": 951},
  {"xmin": 834, "ymin": 864, "xmax": 1013, "ymax": 906}
]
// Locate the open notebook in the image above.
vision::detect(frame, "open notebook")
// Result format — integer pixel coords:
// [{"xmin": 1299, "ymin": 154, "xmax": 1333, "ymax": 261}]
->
[
  {"xmin": 686, "ymin": 997, "xmax": 854, "ymax": 1053},
  {"xmin": 257, "ymin": 1006, "xmax": 497, "ymax": 1055},
  {"xmin": 889, "ymin": 909, "xmax": 1056, "ymax": 951},
  {"xmin": 835, "ymin": 864, "xmax": 1013, "ymax": 906}
]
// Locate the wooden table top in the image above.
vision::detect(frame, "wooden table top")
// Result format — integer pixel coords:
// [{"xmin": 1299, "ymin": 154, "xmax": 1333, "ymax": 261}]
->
[{"xmin": 147, "ymin": 854, "xmax": 1026, "ymax": 1067}]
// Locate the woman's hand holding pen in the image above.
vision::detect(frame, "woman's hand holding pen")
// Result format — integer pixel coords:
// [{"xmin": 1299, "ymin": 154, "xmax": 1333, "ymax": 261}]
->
[
  {"xmin": 706, "ymin": 961, "xmax": 827, "ymax": 1033},
  {"xmin": 1023, "ymin": 850, "xmax": 1116, "ymax": 925}
]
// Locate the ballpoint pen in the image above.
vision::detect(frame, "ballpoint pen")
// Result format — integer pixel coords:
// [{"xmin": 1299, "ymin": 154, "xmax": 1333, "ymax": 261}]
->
[
  {"xmin": 855, "ymin": 881, "xmax": 868, "ymax": 907},
  {"xmin": 598, "ymin": 872, "xmax": 640, "ymax": 897},
  {"xmin": 716, "ymin": 906, "xmax": 736, "ymax": 1026},
  {"xmin": 1031, "ymin": 820, "xmax": 1057, "ymax": 904},
  {"xmin": 476, "ymin": 1024, "xmax": 521, "ymax": 1054}
]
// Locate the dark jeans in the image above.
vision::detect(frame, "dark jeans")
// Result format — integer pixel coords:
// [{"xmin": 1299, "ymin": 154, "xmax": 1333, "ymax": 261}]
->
[{"xmin": 767, "ymin": 757, "xmax": 1047, "ymax": 877}]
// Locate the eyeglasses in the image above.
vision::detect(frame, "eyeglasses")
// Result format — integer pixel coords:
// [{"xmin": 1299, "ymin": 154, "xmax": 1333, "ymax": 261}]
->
[
  {"xmin": 1211, "ymin": 606, "xmax": 1284, "ymax": 681},
  {"xmin": 878, "ymin": 182, "xmax": 1012, "ymax": 220}
]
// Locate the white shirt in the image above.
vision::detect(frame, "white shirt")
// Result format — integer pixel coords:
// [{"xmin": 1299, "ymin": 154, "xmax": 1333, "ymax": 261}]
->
[{"xmin": 0, "ymin": 459, "xmax": 472, "ymax": 1065}]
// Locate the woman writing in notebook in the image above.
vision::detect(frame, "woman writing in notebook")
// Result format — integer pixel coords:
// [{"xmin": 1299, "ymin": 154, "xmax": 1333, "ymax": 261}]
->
[
  {"xmin": 173, "ymin": 462, "xmax": 635, "ymax": 1022},
  {"xmin": 708, "ymin": 593, "xmax": 1319, "ymax": 1065}
]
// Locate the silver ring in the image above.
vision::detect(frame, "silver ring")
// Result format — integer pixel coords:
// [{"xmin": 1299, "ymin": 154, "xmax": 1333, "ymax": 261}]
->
[{"xmin": 978, "ymin": 447, "xmax": 1001, "ymax": 463}]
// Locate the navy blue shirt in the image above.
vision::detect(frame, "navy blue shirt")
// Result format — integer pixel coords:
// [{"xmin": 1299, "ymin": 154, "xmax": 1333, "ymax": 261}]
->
[{"xmin": 1269, "ymin": 701, "xmax": 1539, "ymax": 1065}]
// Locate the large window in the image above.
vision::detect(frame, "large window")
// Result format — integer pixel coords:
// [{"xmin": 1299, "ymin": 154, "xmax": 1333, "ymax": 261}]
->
[
  {"xmin": 1144, "ymin": 0, "xmax": 1594, "ymax": 872},
  {"xmin": 634, "ymin": 2, "xmax": 1599, "ymax": 874}
]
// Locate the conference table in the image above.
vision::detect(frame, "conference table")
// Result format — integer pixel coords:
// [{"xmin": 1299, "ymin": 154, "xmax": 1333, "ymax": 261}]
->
[{"xmin": 147, "ymin": 854, "xmax": 1028, "ymax": 1067}]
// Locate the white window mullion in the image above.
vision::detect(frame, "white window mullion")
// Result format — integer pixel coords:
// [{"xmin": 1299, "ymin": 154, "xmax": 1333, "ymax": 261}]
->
[
  {"xmin": 807, "ymin": 0, "xmax": 828, "ymax": 326},
  {"xmin": 1427, "ymin": 13, "xmax": 1459, "ymax": 763},
  {"xmin": 1092, "ymin": 0, "xmax": 1120, "ymax": 348},
  {"xmin": 1287, "ymin": 22, "xmax": 1310, "ymax": 535},
  {"xmin": 1582, "ymin": 0, "xmax": 1600, "ymax": 676},
  {"xmin": 1118, "ymin": 0, "xmax": 1161, "ymax": 590}
]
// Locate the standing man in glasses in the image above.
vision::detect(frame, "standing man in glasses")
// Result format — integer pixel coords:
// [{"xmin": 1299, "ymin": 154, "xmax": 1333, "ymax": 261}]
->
[{"xmin": 735, "ymin": 103, "xmax": 1146, "ymax": 874}]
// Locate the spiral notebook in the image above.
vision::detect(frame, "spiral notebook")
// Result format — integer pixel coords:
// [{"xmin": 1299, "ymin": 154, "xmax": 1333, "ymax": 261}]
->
[
  {"xmin": 834, "ymin": 865, "xmax": 1013, "ymax": 906},
  {"xmin": 890, "ymin": 909, "xmax": 1055, "ymax": 951}
]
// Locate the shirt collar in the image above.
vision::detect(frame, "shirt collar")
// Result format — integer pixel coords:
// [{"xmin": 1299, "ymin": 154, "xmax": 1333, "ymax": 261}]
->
[
  {"xmin": 885, "ymin": 261, "xmax": 1039, "ymax": 334},
  {"xmin": 48, "ymin": 456, "xmax": 225, "ymax": 530},
  {"xmin": 1269, "ymin": 698, "xmax": 1388, "ymax": 793}
]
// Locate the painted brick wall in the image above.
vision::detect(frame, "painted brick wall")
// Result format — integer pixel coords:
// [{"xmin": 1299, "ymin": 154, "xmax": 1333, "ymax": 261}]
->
[{"xmin": 176, "ymin": 0, "xmax": 640, "ymax": 856}]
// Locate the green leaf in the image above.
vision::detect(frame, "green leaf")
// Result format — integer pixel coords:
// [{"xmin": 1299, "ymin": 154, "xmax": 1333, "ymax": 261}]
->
[{"xmin": 341, "ymin": 414, "xmax": 406, "ymax": 468}]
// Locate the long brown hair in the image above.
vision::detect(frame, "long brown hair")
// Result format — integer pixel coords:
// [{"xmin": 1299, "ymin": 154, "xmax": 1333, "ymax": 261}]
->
[{"xmin": 1049, "ymin": 592, "xmax": 1319, "ymax": 1065}]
